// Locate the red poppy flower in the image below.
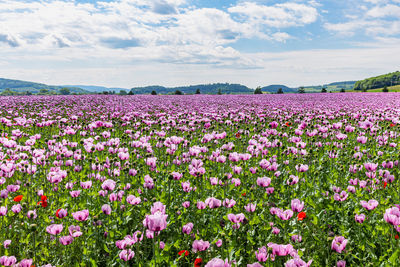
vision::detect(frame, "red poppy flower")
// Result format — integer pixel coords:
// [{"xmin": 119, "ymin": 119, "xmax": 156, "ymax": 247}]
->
[
  {"xmin": 390, "ymin": 123, "xmax": 395, "ymax": 127},
  {"xmin": 285, "ymin": 122, "xmax": 291, "ymax": 126},
  {"xmin": 13, "ymin": 195, "xmax": 23, "ymax": 202},
  {"xmin": 297, "ymin": 212, "xmax": 306, "ymax": 221},
  {"xmin": 235, "ymin": 133, "xmax": 241, "ymax": 138},
  {"xmin": 56, "ymin": 208, "xmax": 61, "ymax": 218},
  {"xmin": 242, "ymin": 192, "xmax": 246, "ymax": 197},
  {"xmin": 41, "ymin": 195, "xmax": 47, "ymax": 201},
  {"xmin": 194, "ymin": 258, "xmax": 203, "ymax": 267},
  {"xmin": 395, "ymin": 234, "xmax": 399, "ymax": 240},
  {"xmin": 384, "ymin": 182, "xmax": 387, "ymax": 189},
  {"xmin": 178, "ymin": 250, "xmax": 189, "ymax": 257},
  {"xmin": 37, "ymin": 200, "xmax": 48, "ymax": 208}
]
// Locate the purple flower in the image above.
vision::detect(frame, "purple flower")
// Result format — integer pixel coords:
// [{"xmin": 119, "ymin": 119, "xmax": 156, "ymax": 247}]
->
[
  {"xmin": 205, "ymin": 258, "xmax": 231, "ymax": 267},
  {"xmin": 384, "ymin": 206, "xmax": 400, "ymax": 226},
  {"xmin": 331, "ymin": 236, "xmax": 348, "ymax": 253},
  {"xmin": 182, "ymin": 222, "xmax": 194, "ymax": 234},
  {"xmin": 257, "ymin": 177, "xmax": 271, "ymax": 187},
  {"xmin": 197, "ymin": 201, "xmax": 206, "ymax": 210},
  {"xmin": 244, "ymin": 203, "xmax": 256, "ymax": 212},
  {"xmin": 59, "ymin": 236, "xmax": 74, "ymax": 245},
  {"xmin": 19, "ymin": 259, "xmax": 34, "ymax": 267},
  {"xmin": 126, "ymin": 195, "xmax": 141, "ymax": 205},
  {"xmin": 255, "ymin": 246, "xmax": 268, "ymax": 262},
  {"xmin": 334, "ymin": 191, "xmax": 348, "ymax": 202},
  {"xmin": 0, "ymin": 206, "xmax": 7, "ymax": 216},
  {"xmin": 291, "ymin": 235, "xmax": 302, "ymax": 243},
  {"xmin": 205, "ymin": 197, "xmax": 222, "ymax": 209},
  {"xmin": 102, "ymin": 204, "xmax": 112, "ymax": 215},
  {"xmin": 3, "ymin": 240, "xmax": 11, "ymax": 249},
  {"xmin": 119, "ymin": 249, "xmax": 135, "ymax": 261},
  {"xmin": 291, "ymin": 199, "xmax": 304, "ymax": 212},
  {"xmin": 0, "ymin": 256, "xmax": 17, "ymax": 266},
  {"xmin": 69, "ymin": 225, "xmax": 82, "ymax": 237},
  {"xmin": 216, "ymin": 239, "xmax": 223, "ymax": 247},
  {"xmin": 72, "ymin": 209, "xmax": 89, "ymax": 221},
  {"xmin": 355, "ymin": 214, "xmax": 366, "ymax": 223},
  {"xmin": 101, "ymin": 179, "xmax": 116, "ymax": 191},
  {"xmin": 145, "ymin": 213, "xmax": 168, "ymax": 232},
  {"xmin": 192, "ymin": 239, "xmax": 210, "ymax": 252},
  {"xmin": 360, "ymin": 200, "xmax": 379, "ymax": 211},
  {"xmin": 295, "ymin": 164, "xmax": 309, "ymax": 172},
  {"xmin": 267, "ymin": 243, "xmax": 295, "ymax": 257},
  {"xmin": 11, "ymin": 204, "xmax": 22, "ymax": 214},
  {"xmin": 151, "ymin": 201, "xmax": 166, "ymax": 215},
  {"xmin": 46, "ymin": 224, "xmax": 63, "ymax": 235},
  {"xmin": 337, "ymin": 260, "xmax": 346, "ymax": 267}
]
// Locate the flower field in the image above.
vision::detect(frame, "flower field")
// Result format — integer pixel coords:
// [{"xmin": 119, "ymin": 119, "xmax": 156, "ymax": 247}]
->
[{"xmin": 0, "ymin": 93, "xmax": 400, "ymax": 266}]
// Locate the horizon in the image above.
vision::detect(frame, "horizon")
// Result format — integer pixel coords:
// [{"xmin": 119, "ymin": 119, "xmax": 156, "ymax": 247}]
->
[{"xmin": 1, "ymin": 0, "xmax": 399, "ymax": 88}]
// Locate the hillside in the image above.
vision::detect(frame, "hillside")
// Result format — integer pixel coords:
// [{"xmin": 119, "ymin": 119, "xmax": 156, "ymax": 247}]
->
[
  {"xmin": 353, "ymin": 71, "xmax": 400, "ymax": 91},
  {"xmin": 129, "ymin": 83, "xmax": 254, "ymax": 94},
  {"xmin": 260, "ymin": 84, "xmax": 297, "ymax": 93},
  {"xmin": 0, "ymin": 78, "xmax": 88, "ymax": 94},
  {"xmin": 63, "ymin": 85, "xmax": 129, "ymax": 93},
  {"xmin": 303, "ymin": 81, "xmax": 356, "ymax": 92}
]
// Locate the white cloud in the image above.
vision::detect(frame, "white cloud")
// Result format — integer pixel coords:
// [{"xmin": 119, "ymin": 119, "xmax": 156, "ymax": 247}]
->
[
  {"xmin": 325, "ymin": 0, "xmax": 400, "ymax": 37},
  {"xmin": 367, "ymin": 4, "xmax": 400, "ymax": 17},
  {"xmin": 228, "ymin": 2, "xmax": 318, "ymax": 28}
]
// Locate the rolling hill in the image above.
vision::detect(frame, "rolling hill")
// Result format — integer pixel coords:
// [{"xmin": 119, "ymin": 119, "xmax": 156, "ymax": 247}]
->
[
  {"xmin": 0, "ymin": 78, "xmax": 89, "ymax": 94},
  {"xmin": 129, "ymin": 83, "xmax": 254, "ymax": 95},
  {"xmin": 353, "ymin": 71, "xmax": 400, "ymax": 91}
]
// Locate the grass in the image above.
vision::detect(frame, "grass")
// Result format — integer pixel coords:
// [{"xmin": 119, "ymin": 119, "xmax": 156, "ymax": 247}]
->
[{"xmin": 346, "ymin": 84, "xmax": 400, "ymax": 93}]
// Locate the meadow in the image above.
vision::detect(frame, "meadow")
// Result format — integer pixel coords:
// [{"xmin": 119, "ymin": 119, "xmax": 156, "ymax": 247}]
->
[{"xmin": 0, "ymin": 93, "xmax": 399, "ymax": 266}]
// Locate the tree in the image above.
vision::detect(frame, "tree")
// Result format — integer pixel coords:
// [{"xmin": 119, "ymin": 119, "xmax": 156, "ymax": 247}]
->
[
  {"xmin": 59, "ymin": 88, "xmax": 70, "ymax": 95},
  {"xmin": 26, "ymin": 91, "xmax": 32, "ymax": 95},
  {"xmin": 119, "ymin": 90, "xmax": 127, "ymax": 95},
  {"xmin": 151, "ymin": 90, "xmax": 157, "ymax": 95},
  {"xmin": 298, "ymin": 87, "xmax": 305, "ymax": 94},
  {"xmin": 321, "ymin": 87, "xmax": 327, "ymax": 93},
  {"xmin": 39, "ymin": 89, "xmax": 49, "ymax": 94},
  {"xmin": 277, "ymin": 88, "xmax": 284, "ymax": 94},
  {"xmin": 174, "ymin": 90, "xmax": 183, "ymax": 95},
  {"xmin": 128, "ymin": 90, "xmax": 134, "ymax": 95},
  {"xmin": 195, "ymin": 89, "xmax": 201, "ymax": 94},
  {"xmin": 217, "ymin": 89, "xmax": 222, "ymax": 95},
  {"xmin": 340, "ymin": 88, "xmax": 345, "ymax": 93},
  {"xmin": 382, "ymin": 86, "xmax": 389, "ymax": 92},
  {"xmin": 254, "ymin": 87, "xmax": 263, "ymax": 94},
  {"xmin": 362, "ymin": 88, "xmax": 367, "ymax": 92}
]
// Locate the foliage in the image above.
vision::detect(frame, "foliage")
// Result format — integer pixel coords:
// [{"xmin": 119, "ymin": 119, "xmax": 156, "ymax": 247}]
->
[
  {"xmin": 353, "ymin": 71, "xmax": 400, "ymax": 91},
  {"xmin": 298, "ymin": 87, "xmax": 305, "ymax": 93},
  {"xmin": 174, "ymin": 90, "xmax": 183, "ymax": 95},
  {"xmin": 277, "ymin": 88, "xmax": 284, "ymax": 94},
  {"xmin": 59, "ymin": 88, "xmax": 71, "ymax": 95},
  {"xmin": 254, "ymin": 87, "xmax": 263, "ymax": 95}
]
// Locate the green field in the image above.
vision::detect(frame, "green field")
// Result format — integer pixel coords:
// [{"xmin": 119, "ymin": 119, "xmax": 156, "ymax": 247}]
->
[{"xmin": 348, "ymin": 84, "xmax": 400, "ymax": 93}]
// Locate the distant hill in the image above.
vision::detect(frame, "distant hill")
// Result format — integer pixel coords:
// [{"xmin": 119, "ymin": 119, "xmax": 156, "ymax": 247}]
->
[
  {"xmin": 129, "ymin": 83, "xmax": 254, "ymax": 95},
  {"xmin": 260, "ymin": 84, "xmax": 297, "ymax": 93},
  {"xmin": 0, "ymin": 78, "xmax": 88, "ymax": 94},
  {"xmin": 63, "ymin": 85, "xmax": 129, "ymax": 93},
  {"xmin": 303, "ymin": 81, "xmax": 357, "ymax": 92},
  {"xmin": 353, "ymin": 71, "xmax": 400, "ymax": 91},
  {"xmin": 0, "ymin": 77, "xmax": 361, "ymax": 95}
]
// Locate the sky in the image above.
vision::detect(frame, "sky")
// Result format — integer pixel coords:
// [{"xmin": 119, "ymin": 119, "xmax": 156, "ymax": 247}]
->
[{"xmin": 0, "ymin": 0, "xmax": 399, "ymax": 88}]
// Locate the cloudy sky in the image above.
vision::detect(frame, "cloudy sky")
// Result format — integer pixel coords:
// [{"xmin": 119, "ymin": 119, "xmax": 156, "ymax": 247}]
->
[{"xmin": 0, "ymin": 0, "xmax": 399, "ymax": 88}]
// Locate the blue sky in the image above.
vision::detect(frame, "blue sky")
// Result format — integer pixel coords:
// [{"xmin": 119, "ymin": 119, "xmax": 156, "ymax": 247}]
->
[{"xmin": 0, "ymin": 0, "xmax": 399, "ymax": 88}]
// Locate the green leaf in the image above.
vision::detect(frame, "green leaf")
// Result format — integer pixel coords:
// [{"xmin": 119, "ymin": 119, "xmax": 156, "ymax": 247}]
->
[{"xmin": 389, "ymin": 248, "xmax": 400, "ymax": 264}]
